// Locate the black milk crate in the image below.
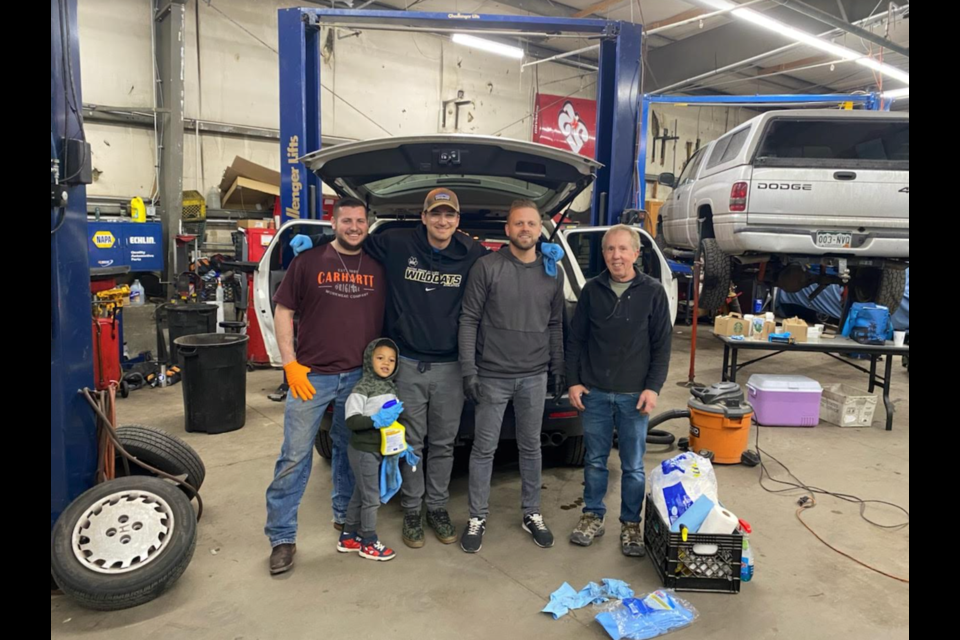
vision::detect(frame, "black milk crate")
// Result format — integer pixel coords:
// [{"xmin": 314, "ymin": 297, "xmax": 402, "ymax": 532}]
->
[{"xmin": 644, "ymin": 497, "xmax": 743, "ymax": 593}]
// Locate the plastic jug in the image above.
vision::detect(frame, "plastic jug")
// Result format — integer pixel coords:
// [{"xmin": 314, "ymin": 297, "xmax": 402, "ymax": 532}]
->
[
  {"xmin": 130, "ymin": 196, "xmax": 147, "ymax": 223},
  {"xmin": 129, "ymin": 279, "xmax": 145, "ymax": 306}
]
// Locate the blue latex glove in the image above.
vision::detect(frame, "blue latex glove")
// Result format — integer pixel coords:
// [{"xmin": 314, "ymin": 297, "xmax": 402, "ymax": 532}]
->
[
  {"xmin": 372, "ymin": 400, "xmax": 404, "ymax": 429},
  {"xmin": 290, "ymin": 234, "xmax": 313, "ymax": 256},
  {"xmin": 380, "ymin": 447, "xmax": 420, "ymax": 503},
  {"xmin": 601, "ymin": 579, "xmax": 635, "ymax": 600},
  {"xmin": 541, "ymin": 242, "xmax": 565, "ymax": 277},
  {"xmin": 542, "ymin": 582, "xmax": 580, "ymax": 620},
  {"xmin": 542, "ymin": 580, "xmax": 634, "ymax": 620}
]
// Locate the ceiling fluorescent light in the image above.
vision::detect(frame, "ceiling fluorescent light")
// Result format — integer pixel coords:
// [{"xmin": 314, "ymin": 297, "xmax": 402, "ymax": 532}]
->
[
  {"xmin": 452, "ymin": 34, "xmax": 524, "ymax": 60},
  {"xmin": 695, "ymin": 1, "xmax": 909, "ymax": 85},
  {"xmin": 882, "ymin": 87, "xmax": 910, "ymax": 99}
]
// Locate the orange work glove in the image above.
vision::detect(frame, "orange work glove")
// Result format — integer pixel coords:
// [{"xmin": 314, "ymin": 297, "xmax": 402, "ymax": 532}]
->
[{"xmin": 283, "ymin": 361, "xmax": 316, "ymax": 401}]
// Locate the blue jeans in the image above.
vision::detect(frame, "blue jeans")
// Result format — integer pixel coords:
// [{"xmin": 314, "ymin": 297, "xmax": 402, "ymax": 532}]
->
[
  {"xmin": 581, "ymin": 389, "xmax": 648, "ymax": 523},
  {"xmin": 264, "ymin": 368, "xmax": 361, "ymax": 547}
]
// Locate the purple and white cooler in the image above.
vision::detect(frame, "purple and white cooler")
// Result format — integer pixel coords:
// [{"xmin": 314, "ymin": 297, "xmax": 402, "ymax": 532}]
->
[{"xmin": 746, "ymin": 374, "xmax": 822, "ymax": 427}]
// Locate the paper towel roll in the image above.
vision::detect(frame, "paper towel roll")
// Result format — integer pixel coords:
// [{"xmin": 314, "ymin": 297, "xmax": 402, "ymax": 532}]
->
[{"xmin": 698, "ymin": 506, "xmax": 739, "ymax": 534}]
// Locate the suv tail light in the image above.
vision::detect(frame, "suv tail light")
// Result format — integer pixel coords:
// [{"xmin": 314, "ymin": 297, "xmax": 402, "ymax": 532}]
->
[{"xmin": 730, "ymin": 182, "xmax": 748, "ymax": 212}]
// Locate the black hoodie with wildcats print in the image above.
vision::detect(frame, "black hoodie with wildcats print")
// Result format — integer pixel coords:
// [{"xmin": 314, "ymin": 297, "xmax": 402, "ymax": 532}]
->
[{"xmin": 311, "ymin": 225, "xmax": 487, "ymax": 363}]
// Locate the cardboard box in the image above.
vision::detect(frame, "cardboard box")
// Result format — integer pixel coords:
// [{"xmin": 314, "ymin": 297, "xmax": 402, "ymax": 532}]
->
[
  {"xmin": 820, "ymin": 384, "xmax": 878, "ymax": 427},
  {"xmin": 783, "ymin": 317, "xmax": 809, "ymax": 343},
  {"xmin": 714, "ymin": 313, "xmax": 747, "ymax": 337},
  {"xmin": 236, "ymin": 219, "xmax": 273, "ymax": 230},
  {"xmin": 219, "ymin": 157, "xmax": 281, "ymax": 211},
  {"xmin": 644, "ymin": 199, "xmax": 665, "ymax": 238},
  {"xmin": 758, "ymin": 320, "xmax": 777, "ymax": 342},
  {"xmin": 204, "ymin": 229, "xmax": 235, "ymax": 247}
]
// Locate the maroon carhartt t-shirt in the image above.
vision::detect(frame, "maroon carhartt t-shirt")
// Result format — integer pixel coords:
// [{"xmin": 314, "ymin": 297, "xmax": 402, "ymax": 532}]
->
[{"xmin": 273, "ymin": 243, "xmax": 386, "ymax": 374}]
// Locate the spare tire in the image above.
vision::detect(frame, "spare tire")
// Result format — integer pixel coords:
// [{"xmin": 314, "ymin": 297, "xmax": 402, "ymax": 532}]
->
[
  {"xmin": 114, "ymin": 425, "xmax": 205, "ymax": 492},
  {"xmin": 50, "ymin": 476, "xmax": 197, "ymax": 611}
]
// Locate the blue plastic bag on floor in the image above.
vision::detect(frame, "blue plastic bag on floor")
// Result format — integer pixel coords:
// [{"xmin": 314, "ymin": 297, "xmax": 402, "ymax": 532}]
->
[{"xmin": 595, "ymin": 590, "xmax": 699, "ymax": 639}]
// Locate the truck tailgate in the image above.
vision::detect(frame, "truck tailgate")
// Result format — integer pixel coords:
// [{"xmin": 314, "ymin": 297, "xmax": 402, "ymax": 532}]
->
[{"xmin": 747, "ymin": 167, "xmax": 909, "ymax": 229}]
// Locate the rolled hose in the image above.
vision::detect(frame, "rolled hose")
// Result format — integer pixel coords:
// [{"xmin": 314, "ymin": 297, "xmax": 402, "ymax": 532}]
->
[{"xmin": 646, "ymin": 409, "xmax": 691, "ymax": 446}]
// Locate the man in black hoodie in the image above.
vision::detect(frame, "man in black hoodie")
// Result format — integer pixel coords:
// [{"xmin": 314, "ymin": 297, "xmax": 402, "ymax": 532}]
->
[
  {"xmin": 565, "ymin": 224, "xmax": 672, "ymax": 558},
  {"xmin": 292, "ymin": 188, "xmax": 485, "ymax": 548}
]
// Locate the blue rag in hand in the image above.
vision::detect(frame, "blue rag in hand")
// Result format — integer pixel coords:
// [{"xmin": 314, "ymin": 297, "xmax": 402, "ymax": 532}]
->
[
  {"xmin": 542, "ymin": 580, "xmax": 636, "ymax": 620},
  {"xmin": 372, "ymin": 400, "xmax": 404, "ymax": 428},
  {"xmin": 380, "ymin": 447, "xmax": 419, "ymax": 503},
  {"xmin": 541, "ymin": 242, "xmax": 565, "ymax": 277}
]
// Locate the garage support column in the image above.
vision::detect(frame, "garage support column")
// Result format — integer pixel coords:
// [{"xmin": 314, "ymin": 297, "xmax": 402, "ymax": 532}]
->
[{"xmin": 156, "ymin": 0, "xmax": 186, "ymax": 296}]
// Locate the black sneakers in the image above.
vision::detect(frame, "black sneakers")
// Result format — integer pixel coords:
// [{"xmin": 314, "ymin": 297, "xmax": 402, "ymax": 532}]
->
[
  {"xmin": 522, "ymin": 513, "xmax": 555, "ymax": 548},
  {"xmin": 460, "ymin": 517, "xmax": 486, "ymax": 554},
  {"xmin": 426, "ymin": 509, "xmax": 458, "ymax": 544},
  {"xmin": 402, "ymin": 511, "xmax": 425, "ymax": 549}
]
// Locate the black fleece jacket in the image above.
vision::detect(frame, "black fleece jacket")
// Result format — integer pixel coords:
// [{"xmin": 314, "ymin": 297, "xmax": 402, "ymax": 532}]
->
[{"xmin": 565, "ymin": 270, "xmax": 672, "ymax": 394}]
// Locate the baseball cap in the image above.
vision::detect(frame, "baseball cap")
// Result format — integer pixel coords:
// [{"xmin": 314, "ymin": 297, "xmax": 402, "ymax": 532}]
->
[{"xmin": 423, "ymin": 188, "xmax": 460, "ymax": 214}]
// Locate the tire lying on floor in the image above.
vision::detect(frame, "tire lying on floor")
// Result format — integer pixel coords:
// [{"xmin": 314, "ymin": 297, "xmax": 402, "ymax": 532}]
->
[
  {"xmin": 50, "ymin": 476, "xmax": 197, "ymax": 611},
  {"xmin": 114, "ymin": 425, "xmax": 205, "ymax": 492}
]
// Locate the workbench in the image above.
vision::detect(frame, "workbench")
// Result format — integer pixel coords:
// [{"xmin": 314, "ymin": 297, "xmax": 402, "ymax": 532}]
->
[{"xmin": 716, "ymin": 334, "xmax": 909, "ymax": 431}]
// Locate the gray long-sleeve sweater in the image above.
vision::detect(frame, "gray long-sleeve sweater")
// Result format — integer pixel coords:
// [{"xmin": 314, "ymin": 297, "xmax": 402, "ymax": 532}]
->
[{"xmin": 459, "ymin": 245, "xmax": 564, "ymax": 379}]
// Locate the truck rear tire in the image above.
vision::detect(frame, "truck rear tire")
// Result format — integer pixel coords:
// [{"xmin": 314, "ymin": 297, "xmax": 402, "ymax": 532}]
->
[{"xmin": 697, "ymin": 238, "xmax": 731, "ymax": 313}]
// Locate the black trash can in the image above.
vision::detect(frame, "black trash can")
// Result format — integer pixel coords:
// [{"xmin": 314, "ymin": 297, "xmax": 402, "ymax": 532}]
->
[
  {"xmin": 175, "ymin": 333, "xmax": 249, "ymax": 434},
  {"xmin": 165, "ymin": 303, "xmax": 218, "ymax": 365}
]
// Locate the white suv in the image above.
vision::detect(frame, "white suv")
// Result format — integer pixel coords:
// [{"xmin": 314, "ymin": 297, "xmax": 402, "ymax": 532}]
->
[
  {"xmin": 657, "ymin": 109, "xmax": 909, "ymax": 312},
  {"xmin": 252, "ymin": 135, "xmax": 677, "ymax": 466}
]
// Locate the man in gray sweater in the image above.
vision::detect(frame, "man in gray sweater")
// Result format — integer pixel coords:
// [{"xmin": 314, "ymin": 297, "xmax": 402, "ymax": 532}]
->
[{"xmin": 458, "ymin": 199, "xmax": 566, "ymax": 553}]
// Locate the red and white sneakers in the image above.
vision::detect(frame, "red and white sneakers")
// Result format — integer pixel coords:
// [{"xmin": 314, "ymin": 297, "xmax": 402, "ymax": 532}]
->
[
  {"xmin": 359, "ymin": 540, "xmax": 396, "ymax": 562},
  {"xmin": 337, "ymin": 533, "xmax": 362, "ymax": 554}
]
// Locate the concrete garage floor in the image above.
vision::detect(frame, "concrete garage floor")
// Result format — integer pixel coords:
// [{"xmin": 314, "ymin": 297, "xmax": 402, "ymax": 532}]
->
[{"xmin": 51, "ymin": 326, "xmax": 910, "ymax": 639}]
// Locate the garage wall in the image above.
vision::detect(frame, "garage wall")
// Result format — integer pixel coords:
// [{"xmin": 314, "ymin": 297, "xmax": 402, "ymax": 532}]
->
[{"xmin": 78, "ymin": 0, "xmax": 750, "ymax": 207}]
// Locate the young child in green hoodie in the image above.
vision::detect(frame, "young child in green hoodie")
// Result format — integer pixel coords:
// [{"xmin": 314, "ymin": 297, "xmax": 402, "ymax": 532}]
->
[{"xmin": 338, "ymin": 338, "xmax": 401, "ymax": 561}]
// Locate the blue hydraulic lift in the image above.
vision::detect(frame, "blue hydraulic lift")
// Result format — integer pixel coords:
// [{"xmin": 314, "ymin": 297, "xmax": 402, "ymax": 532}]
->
[
  {"xmin": 277, "ymin": 8, "xmax": 643, "ymax": 227},
  {"xmin": 637, "ymin": 91, "xmax": 892, "ymax": 205},
  {"xmin": 51, "ymin": 0, "xmax": 98, "ymax": 529}
]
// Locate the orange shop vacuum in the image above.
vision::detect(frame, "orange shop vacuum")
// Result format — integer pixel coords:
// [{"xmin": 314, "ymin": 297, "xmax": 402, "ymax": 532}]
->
[{"xmin": 649, "ymin": 382, "xmax": 760, "ymax": 466}]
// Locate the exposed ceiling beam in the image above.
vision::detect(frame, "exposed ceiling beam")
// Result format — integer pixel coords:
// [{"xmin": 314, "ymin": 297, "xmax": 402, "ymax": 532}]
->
[
  {"xmin": 644, "ymin": 0, "xmax": 903, "ymax": 93},
  {"xmin": 757, "ymin": 54, "xmax": 830, "ymax": 74},
  {"xmin": 772, "ymin": 0, "xmax": 909, "ymax": 57},
  {"xmin": 646, "ymin": 7, "xmax": 711, "ymax": 30},
  {"xmin": 573, "ymin": 0, "xmax": 628, "ymax": 18},
  {"xmin": 482, "ymin": 0, "xmax": 581, "ymax": 19}
]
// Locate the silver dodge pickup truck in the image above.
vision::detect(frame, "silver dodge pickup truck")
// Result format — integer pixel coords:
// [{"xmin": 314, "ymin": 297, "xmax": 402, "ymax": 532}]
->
[{"xmin": 657, "ymin": 109, "xmax": 909, "ymax": 312}]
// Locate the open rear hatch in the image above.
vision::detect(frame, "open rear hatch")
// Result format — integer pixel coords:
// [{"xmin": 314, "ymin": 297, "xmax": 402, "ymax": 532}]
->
[{"xmin": 300, "ymin": 134, "xmax": 600, "ymax": 218}]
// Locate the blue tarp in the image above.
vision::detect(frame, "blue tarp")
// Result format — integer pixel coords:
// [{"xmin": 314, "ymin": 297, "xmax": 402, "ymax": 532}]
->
[{"xmin": 777, "ymin": 267, "xmax": 909, "ymax": 331}]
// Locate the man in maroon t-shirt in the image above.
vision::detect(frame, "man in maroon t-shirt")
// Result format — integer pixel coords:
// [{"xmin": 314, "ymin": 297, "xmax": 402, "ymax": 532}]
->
[{"xmin": 265, "ymin": 198, "xmax": 386, "ymax": 575}]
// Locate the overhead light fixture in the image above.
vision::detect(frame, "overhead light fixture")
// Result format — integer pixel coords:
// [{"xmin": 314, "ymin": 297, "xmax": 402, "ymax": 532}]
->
[
  {"xmin": 452, "ymin": 34, "xmax": 524, "ymax": 60},
  {"xmin": 882, "ymin": 87, "xmax": 910, "ymax": 99},
  {"xmin": 696, "ymin": 0, "xmax": 909, "ymax": 85}
]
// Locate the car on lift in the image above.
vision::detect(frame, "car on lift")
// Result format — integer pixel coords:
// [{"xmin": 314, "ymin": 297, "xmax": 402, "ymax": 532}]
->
[
  {"xmin": 253, "ymin": 135, "xmax": 678, "ymax": 466},
  {"xmin": 656, "ymin": 109, "xmax": 909, "ymax": 312}
]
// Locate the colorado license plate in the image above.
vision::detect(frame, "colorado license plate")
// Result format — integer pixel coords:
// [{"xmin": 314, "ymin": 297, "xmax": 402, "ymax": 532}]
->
[{"xmin": 815, "ymin": 231, "xmax": 853, "ymax": 249}]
